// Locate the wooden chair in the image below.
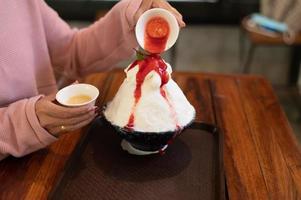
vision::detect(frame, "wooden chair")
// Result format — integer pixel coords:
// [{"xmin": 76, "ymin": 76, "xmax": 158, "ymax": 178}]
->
[{"xmin": 240, "ymin": 16, "xmax": 301, "ymax": 85}]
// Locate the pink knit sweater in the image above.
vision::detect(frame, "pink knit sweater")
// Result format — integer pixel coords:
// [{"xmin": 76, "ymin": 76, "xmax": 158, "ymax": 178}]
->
[{"xmin": 0, "ymin": 0, "xmax": 141, "ymax": 160}]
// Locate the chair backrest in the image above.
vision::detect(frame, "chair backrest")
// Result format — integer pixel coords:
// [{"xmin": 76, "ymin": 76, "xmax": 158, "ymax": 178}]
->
[{"xmin": 260, "ymin": 0, "xmax": 301, "ymax": 33}]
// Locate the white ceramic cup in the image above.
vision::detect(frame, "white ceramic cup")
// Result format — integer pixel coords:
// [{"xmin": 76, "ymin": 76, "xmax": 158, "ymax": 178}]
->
[
  {"xmin": 56, "ymin": 83, "xmax": 99, "ymax": 107},
  {"xmin": 135, "ymin": 8, "xmax": 179, "ymax": 53}
]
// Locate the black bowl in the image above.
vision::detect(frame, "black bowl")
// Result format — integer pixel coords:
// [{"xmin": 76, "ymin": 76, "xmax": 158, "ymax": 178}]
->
[{"xmin": 102, "ymin": 116, "xmax": 194, "ymax": 152}]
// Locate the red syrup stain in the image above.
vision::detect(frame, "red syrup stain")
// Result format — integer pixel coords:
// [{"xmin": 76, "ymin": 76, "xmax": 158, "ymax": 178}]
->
[
  {"xmin": 159, "ymin": 128, "xmax": 182, "ymax": 156},
  {"xmin": 159, "ymin": 149, "xmax": 166, "ymax": 156},
  {"xmin": 144, "ymin": 17, "xmax": 170, "ymax": 54},
  {"xmin": 125, "ymin": 114, "xmax": 135, "ymax": 132},
  {"xmin": 160, "ymin": 87, "xmax": 180, "ymax": 130}
]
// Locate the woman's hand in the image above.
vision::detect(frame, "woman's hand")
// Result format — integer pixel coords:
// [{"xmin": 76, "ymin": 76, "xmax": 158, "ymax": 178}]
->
[
  {"xmin": 35, "ymin": 94, "xmax": 98, "ymax": 137},
  {"xmin": 134, "ymin": 0, "xmax": 185, "ymax": 28}
]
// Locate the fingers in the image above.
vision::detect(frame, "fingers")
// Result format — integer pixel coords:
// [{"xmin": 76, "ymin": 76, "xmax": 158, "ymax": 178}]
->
[
  {"xmin": 153, "ymin": 1, "xmax": 186, "ymax": 27},
  {"xmin": 44, "ymin": 93, "xmax": 57, "ymax": 101},
  {"xmin": 134, "ymin": 0, "xmax": 153, "ymax": 23},
  {"xmin": 62, "ymin": 109, "xmax": 97, "ymax": 126},
  {"xmin": 72, "ymin": 80, "xmax": 79, "ymax": 84},
  {"xmin": 44, "ymin": 108, "xmax": 97, "ymax": 129},
  {"xmin": 46, "ymin": 102, "xmax": 96, "ymax": 119},
  {"xmin": 45, "ymin": 81, "xmax": 78, "ymax": 102},
  {"xmin": 36, "ymin": 92, "xmax": 100, "ymax": 137},
  {"xmin": 134, "ymin": 0, "xmax": 186, "ymax": 28},
  {"xmin": 65, "ymin": 115, "xmax": 96, "ymax": 131},
  {"xmin": 170, "ymin": 7, "xmax": 186, "ymax": 27},
  {"xmin": 50, "ymin": 114, "xmax": 97, "ymax": 136}
]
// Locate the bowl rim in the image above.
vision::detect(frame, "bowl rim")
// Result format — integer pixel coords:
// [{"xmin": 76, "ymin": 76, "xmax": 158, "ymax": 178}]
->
[
  {"xmin": 102, "ymin": 107, "xmax": 195, "ymax": 136},
  {"xmin": 102, "ymin": 115, "xmax": 195, "ymax": 152},
  {"xmin": 56, "ymin": 83, "xmax": 99, "ymax": 107}
]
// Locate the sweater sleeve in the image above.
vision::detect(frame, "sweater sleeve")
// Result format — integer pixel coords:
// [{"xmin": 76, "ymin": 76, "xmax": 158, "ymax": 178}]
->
[
  {"xmin": 0, "ymin": 96, "xmax": 57, "ymax": 160},
  {"xmin": 39, "ymin": 0, "xmax": 142, "ymax": 78}
]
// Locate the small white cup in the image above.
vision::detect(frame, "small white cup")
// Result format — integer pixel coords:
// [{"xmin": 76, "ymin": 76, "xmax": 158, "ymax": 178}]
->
[
  {"xmin": 56, "ymin": 83, "xmax": 99, "ymax": 107},
  {"xmin": 135, "ymin": 8, "xmax": 179, "ymax": 53}
]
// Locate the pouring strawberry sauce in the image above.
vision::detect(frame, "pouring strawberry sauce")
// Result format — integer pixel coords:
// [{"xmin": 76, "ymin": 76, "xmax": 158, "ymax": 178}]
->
[
  {"xmin": 125, "ymin": 16, "xmax": 180, "ymax": 131},
  {"xmin": 144, "ymin": 17, "xmax": 170, "ymax": 54}
]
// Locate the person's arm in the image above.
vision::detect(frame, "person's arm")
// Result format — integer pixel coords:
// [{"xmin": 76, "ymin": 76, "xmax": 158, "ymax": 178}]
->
[
  {"xmin": 39, "ymin": 0, "xmax": 142, "ymax": 78},
  {"xmin": 0, "ymin": 93, "xmax": 97, "ymax": 161},
  {"xmin": 0, "ymin": 96, "xmax": 57, "ymax": 160}
]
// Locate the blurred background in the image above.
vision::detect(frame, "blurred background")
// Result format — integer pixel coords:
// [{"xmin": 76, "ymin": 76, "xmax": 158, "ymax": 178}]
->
[{"xmin": 46, "ymin": 0, "xmax": 301, "ymax": 142}]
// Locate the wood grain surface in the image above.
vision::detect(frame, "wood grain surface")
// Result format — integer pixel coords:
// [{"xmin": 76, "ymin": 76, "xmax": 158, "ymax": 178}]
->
[{"xmin": 0, "ymin": 70, "xmax": 300, "ymax": 200}]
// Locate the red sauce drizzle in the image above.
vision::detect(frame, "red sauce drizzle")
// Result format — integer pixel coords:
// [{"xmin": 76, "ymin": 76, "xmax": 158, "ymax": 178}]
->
[
  {"xmin": 126, "ymin": 114, "xmax": 135, "ymax": 131},
  {"xmin": 160, "ymin": 88, "xmax": 180, "ymax": 130},
  {"xmin": 125, "ymin": 54, "xmax": 180, "ymax": 132},
  {"xmin": 159, "ymin": 149, "xmax": 166, "ymax": 156},
  {"xmin": 144, "ymin": 17, "xmax": 170, "ymax": 54}
]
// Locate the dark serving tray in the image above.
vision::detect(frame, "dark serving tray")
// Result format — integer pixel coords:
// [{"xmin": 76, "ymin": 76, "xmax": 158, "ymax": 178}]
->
[{"xmin": 51, "ymin": 118, "xmax": 225, "ymax": 200}]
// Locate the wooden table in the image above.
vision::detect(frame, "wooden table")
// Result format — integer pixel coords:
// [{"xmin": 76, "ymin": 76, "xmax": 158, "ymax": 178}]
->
[{"xmin": 0, "ymin": 70, "xmax": 301, "ymax": 199}]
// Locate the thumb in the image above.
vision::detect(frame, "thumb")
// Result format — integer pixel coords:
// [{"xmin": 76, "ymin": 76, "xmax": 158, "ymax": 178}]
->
[
  {"xmin": 134, "ymin": 0, "xmax": 153, "ymax": 24},
  {"xmin": 44, "ymin": 93, "xmax": 57, "ymax": 101},
  {"xmin": 72, "ymin": 80, "xmax": 79, "ymax": 85},
  {"xmin": 49, "ymin": 81, "xmax": 78, "ymax": 102}
]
